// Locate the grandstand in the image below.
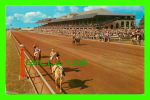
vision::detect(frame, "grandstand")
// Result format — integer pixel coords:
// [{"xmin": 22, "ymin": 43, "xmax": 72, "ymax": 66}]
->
[{"xmin": 35, "ymin": 8, "xmax": 136, "ymax": 30}]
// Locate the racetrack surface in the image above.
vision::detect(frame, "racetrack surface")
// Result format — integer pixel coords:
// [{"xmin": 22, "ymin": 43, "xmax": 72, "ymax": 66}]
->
[{"xmin": 12, "ymin": 31, "xmax": 144, "ymax": 94}]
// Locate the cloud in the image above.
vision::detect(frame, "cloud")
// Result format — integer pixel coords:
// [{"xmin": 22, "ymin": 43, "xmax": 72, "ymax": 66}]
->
[
  {"xmin": 56, "ymin": 6, "xmax": 65, "ymax": 11},
  {"xmin": 6, "ymin": 16, "xmax": 14, "ymax": 25},
  {"xmin": 84, "ymin": 6, "xmax": 144, "ymax": 12},
  {"xmin": 84, "ymin": 6, "xmax": 107, "ymax": 11},
  {"xmin": 6, "ymin": 11, "xmax": 49, "ymax": 26},
  {"xmin": 53, "ymin": 13, "xmax": 65, "ymax": 18},
  {"xmin": 14, "ymin": 13, "xmax": 24, "ymax": 20},
  {"xmin": 13, "ymin": 11, "xmax": 48, "ymax": 23},
  {"xmin": 69, "ymin": 6, "xmax": 79, "ymax": 12},
  {"xmin": 47, "ymin": 16, "xmax": 52, "ymax": 18}
]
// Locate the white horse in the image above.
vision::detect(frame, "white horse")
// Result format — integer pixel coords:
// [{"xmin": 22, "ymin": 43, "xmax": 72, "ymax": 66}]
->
[{"xmin": 52, "ymin": 65, "xmax": 65, "ymax": 92}]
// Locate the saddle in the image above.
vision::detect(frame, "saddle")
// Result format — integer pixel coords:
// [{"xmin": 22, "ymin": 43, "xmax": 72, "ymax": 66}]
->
[{"xmin": 53, "ymin": 65, "xmax": 65, "ymax": 76}]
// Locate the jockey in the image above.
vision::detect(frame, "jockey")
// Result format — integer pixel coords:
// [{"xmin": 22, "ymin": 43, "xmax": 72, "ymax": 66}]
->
[
  {"xmin": 33, "ymin": 46, "xmax": 41, "ymax": 59},
  {"xmin": 56, "ymin": 52, "xmax": 60, "ymax": 59},
  {"xmin": 34, "ymin": 46, "xmax": 40, "ymax": 55},
  {"xmin": 35, "ymin": 46, "xmax": 40, "ymax": 52},
  {"xmin": 52, "ymin": 52, "xmax": 65, "ymax": 76},
  {"xmin": 33, "ymin": 42, "xmax": 37, "ymax": 52},
  {"xmin": 50, "ymin": 49, "xmax": 56, "ymax": 61}
]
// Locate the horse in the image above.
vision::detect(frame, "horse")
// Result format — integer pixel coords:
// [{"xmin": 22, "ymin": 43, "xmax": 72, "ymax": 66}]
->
[
  {"xmin": 72, "ymin": 35, "xmax": 81, "ymax": 46},
  {"xmin": 52, "ymin": 65, "xmax": 65, "ymax": 92},
  {"xmin": 33, "ymin": 48, "xmax": 41, "ymax": 60},
  {"xmin": 137, "ymin": 34, "xmax": 142, "ymax": 45},
  {"xmin": 50, "ymin": 53, "xmax": 65, "ymax": 92},
  {"xmin": 75, "ymin": 36, "xmax": 81, "ymax": 45},
  {"xmin": 72, "ymin": 36, "xmax": 76, "ymax": 45},
  {"xmin": 49, "ymin": 52, "xmax": 60, "ymax": 71},
  {"xmin": 131, "ymin": 35, "xmax": 137, "ymax": 45}
]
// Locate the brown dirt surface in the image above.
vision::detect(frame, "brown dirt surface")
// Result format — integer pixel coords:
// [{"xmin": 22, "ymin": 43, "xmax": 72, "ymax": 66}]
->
[{"xmin": 12, "ymin": 31, "xmax": 144, "ymax": 94}]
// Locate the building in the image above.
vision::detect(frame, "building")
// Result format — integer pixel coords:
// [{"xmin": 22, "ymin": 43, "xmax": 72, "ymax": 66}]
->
[
  {"xmin": 35, "ymin": 8, "xmax": 136, "ymax": 30},
  {"xmin": 138, "ymin": 16, "xmax": 144, "ymax": 29},
  {"xmin": 21, "ymin": 28, "xmax": 34, "ymax": 31}
]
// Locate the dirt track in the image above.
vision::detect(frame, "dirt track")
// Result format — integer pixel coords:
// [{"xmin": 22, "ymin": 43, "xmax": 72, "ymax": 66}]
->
[{"xmin": 12, "ymin": 31, "xmax": 144, "ymax": 94}]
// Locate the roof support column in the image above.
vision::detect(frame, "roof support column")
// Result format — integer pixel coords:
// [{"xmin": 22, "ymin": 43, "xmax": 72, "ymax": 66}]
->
[
  {"xmin": 129, "ymin": 21, "xmax": 131, "ymax": 29},
  {"xmin": 119, "ymin": 20, "xmax": 121, "ymax": 29},
  {"xmin": 124, "ymin": 21, "xmax": 126, "ymax": 29}
]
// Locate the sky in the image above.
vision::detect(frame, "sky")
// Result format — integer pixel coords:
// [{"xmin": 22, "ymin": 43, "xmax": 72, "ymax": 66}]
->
[{"xmin": 6, "ymin": 6, "xmax": 144, "ymax": 28}]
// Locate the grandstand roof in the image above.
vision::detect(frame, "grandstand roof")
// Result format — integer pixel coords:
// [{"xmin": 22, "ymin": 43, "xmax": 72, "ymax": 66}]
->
[
  {"xmin": 50, "ymin": 13, "xmax": 97, "ymax": 22},
  {"xmin": 35, "ymin": 8, "xmax": 135, "ymax": 23},
  {"xmin": 36, "ymin": 18, "xmax": 52, "ymax": 23}
]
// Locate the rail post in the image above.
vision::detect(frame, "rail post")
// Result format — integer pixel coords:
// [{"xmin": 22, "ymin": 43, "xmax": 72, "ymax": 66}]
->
[{"xmin": 19, "ymin": 44, "xmax": 26, "ymax": 80}]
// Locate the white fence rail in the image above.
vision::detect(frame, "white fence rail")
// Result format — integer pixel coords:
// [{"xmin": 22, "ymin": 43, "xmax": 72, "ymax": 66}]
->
[{"xmin": 11, "ymin": 33, "xmax": 56, "ymax": 94}]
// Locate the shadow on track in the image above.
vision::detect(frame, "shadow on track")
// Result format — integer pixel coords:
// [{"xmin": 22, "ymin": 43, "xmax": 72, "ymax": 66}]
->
[
  {"xmin": 63, "ymin": 79, "xmax": 93, "ymax": 90},
  {"xmin": 79, "ymin": 44, "xmax": 87, "ymax": 46},
  {"xmin": 64, "ymin": 67, "xmax": 81, "ymax": 72},
  {"xmin": 41, "ymin": 56, "xmax": 50, "ymax": 58}
]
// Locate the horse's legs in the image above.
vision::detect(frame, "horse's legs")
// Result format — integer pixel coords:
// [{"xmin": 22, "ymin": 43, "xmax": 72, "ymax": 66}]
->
[
  {"xmin": 60, "ymin": 76, "xmax": 62, "ymax": 92},
  {"xmin": 52, "ymin": 65, "xmax": 56, "ymax": 74},
  {"xmin": 72, "ymin": 41, "xmax": 75, "ymax": 45},
  {"xmin": 49, "ymin": 65, "xmax": 52, "ymax": 72},
  {"xmin": 52, "ymin": 65, "xmax": 54, "ymax": 73},
  {"xmin": 78, "ymin": 42, "xmax": 80, "ymax": 46},
  {"xmin": 39, "ymin": 52, "xmax": 41, "ymax": 60},
  {"xmin": 133, "ymin": 40, "xmax": 135, "ymax": 45},
  {"xmin": 76, "ymin": 41, "xmax": 78, "ymax": 46},
  {"xmin": 132, "ymin": 40, "xmax": 134, "ymax": 45},
  {"xmin": 139, "ymin": 40, "xmax": 141, "ymax": 45},
  {"xmin": 55, "ymin": 77, "xmax": 58, "ymax": 89},
  {"xmin": 135, "ymin": 40, "xmax": 137, "ymax": 45}
]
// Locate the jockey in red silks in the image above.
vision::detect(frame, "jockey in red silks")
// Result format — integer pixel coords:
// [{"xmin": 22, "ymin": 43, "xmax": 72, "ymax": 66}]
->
[{"xmin": 51, "ymin": 52, "xmax": 61, "ymax": 65}]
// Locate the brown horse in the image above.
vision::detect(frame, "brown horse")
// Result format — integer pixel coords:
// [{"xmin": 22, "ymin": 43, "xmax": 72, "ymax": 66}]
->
[
  {"xmin": 131, "ymin": 35, "xmax": 137, "ymax": 45},
  {"xmin": 72, "ymin": 35, "xmax": 81, "ymax": 46},
  {"xmin": 72, "ymin": 36, "xmax": 76, "ymax": 45}
]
